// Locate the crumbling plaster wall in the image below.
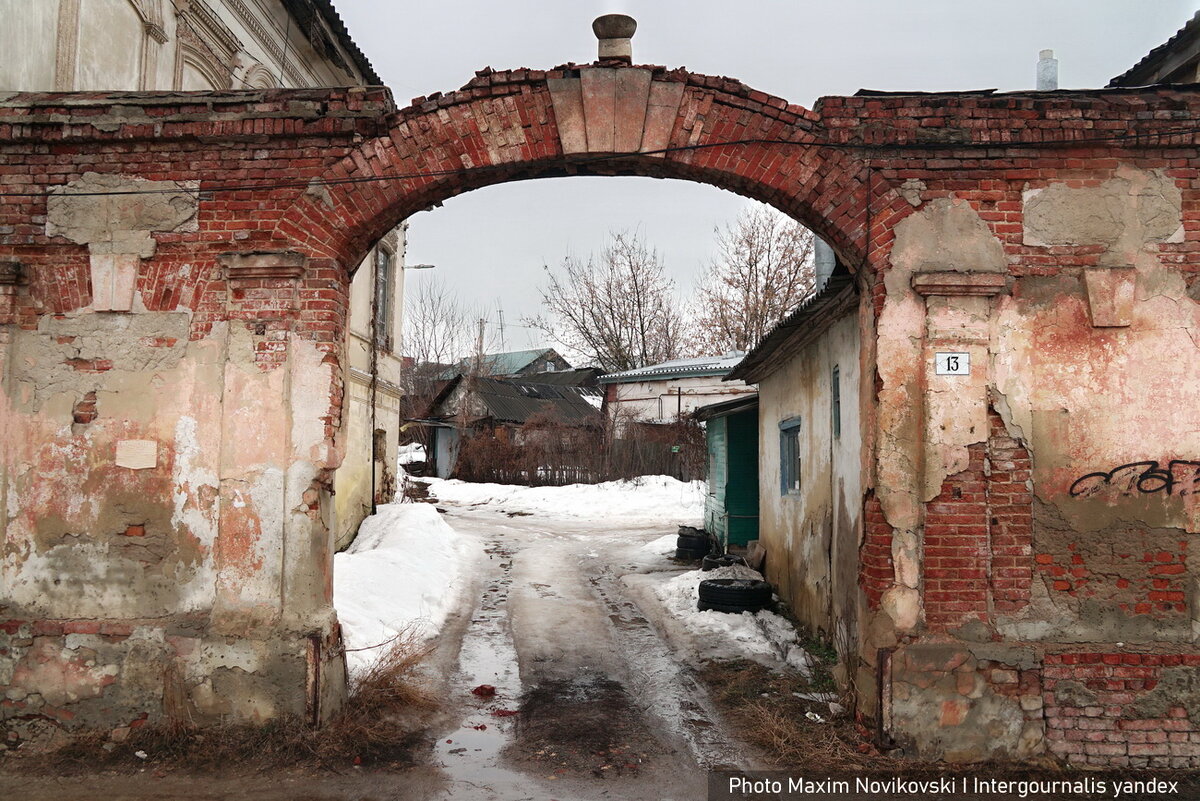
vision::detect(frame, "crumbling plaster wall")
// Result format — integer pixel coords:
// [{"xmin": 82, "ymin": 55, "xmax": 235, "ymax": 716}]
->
[
  {"xmin": 757, "ymin": 313, "xmax": 862, "ymax": 662},
  {"xmin": 869, "ymin": 163, "xmax": 1200, "ymax": 762},
  {"xmin": 0, "ymin": 172, "xmax": 349, "ymax": 737}
]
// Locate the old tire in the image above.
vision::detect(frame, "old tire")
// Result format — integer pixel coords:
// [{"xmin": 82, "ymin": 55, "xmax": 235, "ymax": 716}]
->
[
  {"xmin": 701, "ymin": 553, "xmax": 747, "ymax": 571},
  {"xmin": 675, "ymin": 546, "xmax": 707, "ymax": 561},
  {"xmin": 696, "ymin": 579, "xmax": 772, "ymax": 613},
  {"xmin": 676, "ymin": 535, "xmax": 710, "ymax": 556}
]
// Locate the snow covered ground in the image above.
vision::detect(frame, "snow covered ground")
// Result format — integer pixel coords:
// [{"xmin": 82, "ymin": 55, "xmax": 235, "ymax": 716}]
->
[
  {"xmin": 397, "ymin": 442, "xmax": 427, "ymax": 464},
  {"xmin": 641, "ymin": 565, "xmax": 813, "ymax": 674},
  {"xmin": 422, "ymin": 475, "xmax": 705, "ymax": 526},
  {"xmin": 335, "ymin": 474, "xmax": 804, "ymax": 681},
  {"xmin": 333, "ymin": 502, "xmax": 481, "ymax": 676}
]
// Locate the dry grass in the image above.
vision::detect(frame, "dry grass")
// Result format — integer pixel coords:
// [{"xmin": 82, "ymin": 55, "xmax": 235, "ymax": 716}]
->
[
  {"xmin": 698, "ymin": 659, "xmax": 891, "ymax": 774},
  {"xmin": 13, "ymin": 629, "xmax": 440, "ymax": 775}
]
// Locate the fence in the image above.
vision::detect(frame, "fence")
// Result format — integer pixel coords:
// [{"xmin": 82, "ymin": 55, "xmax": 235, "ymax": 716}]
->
[{"xmin": 452, "ymin": 415, "xmax": 704, "ymax": 486}]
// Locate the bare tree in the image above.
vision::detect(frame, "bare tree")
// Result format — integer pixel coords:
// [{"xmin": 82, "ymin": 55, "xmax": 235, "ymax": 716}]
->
[
  {"xmin": 526, "ymin": 231, "xmax": 685, "ymax": 372},
  {"xmin": 689, "ymin": 204, "xmax": 815, "ymax": 354},
  {"xmin": 402, "ymin": 276, "xmax": 476, "ymax": 371},
  {"xmin": 399, "ymin": 276, "xmax": 493, "ymax": 428}
]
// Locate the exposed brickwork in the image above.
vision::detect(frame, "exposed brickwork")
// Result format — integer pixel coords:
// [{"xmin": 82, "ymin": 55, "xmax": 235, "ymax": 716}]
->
[
  {"xmin": 924, "ymin": 410, "xmax": 1033, "ymax": 629},
  {"xmin": 1035, "ymin": 539, "xmax": 1189, "ymax": 616},
  {"xmin": 860, "ymin": 493, "xmax": 893, "ymax": 609},
  {"xmin": 2, "ymin": 71, "xmax": 1199, "ymax": 760},
  {"xmin": 923, "ymin": 443, "xmax": 991, "ymax": 629},
  {"xmin": 987, "ymin": 412, "xmax": 1034, "ymax": 614},
  {"xmin": 1044, "ymin": 653, "xmax": 1200, "ymax": 768},
  {"xmin": 71, "ymin": 390, "xmax": 97, "ymax": 424}
]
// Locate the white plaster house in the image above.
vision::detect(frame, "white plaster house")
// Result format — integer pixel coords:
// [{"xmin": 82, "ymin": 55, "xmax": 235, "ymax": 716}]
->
[
  {"xmin": 598, "ymin": 353, "xmax": 755, "ymax": 430},
  {"xmin": 726, "ymin": 269, "xmax": 861, "ymax": 649},
  {"xmin": 0, "ymin": 0, "xmax": 407, "ymax": 549}
]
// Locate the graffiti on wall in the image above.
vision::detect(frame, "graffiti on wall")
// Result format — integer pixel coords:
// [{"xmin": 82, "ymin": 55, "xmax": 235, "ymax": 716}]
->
[{"xmin": 1070, "ymin": 461, "xmax": 1200, "ymax": 498}]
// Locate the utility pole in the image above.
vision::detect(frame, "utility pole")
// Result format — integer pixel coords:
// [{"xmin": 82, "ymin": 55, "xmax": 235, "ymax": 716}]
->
[
  {"xmin": 473, "ymin": 317, "xmax": 486, "ymax": 377},
  {"xmin": 496, "ymin": 301, "xmax": 507, "ymax": 351}
]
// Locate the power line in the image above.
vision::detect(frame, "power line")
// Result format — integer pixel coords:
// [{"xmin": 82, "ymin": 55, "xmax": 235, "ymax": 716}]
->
[{"xmin": 2, "ymin": 125, "xmax": 1199, "ymax": 200}]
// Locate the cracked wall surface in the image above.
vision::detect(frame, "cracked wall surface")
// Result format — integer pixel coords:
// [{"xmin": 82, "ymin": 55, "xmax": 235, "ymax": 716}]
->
[
  {"xmin": 862, "ymin": 156, "xmax": 1200, "ymax": 763},
  {"xmin": 2, "ymin": 80, "xmax": 1200, "ymax": 764}
]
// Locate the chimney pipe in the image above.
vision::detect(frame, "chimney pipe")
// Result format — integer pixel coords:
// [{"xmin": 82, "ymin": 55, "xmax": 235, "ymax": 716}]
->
[
  {"xmin": 1037, "ymin": 49, "xmax": 1058, "ymax": 91},
  {"xmin": 593, "ymin": 14, "xmax": 636, "ymax": 64}
]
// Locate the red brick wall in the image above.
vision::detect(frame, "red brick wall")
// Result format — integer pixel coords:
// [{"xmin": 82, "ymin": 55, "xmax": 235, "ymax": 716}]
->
[
  {"xmin": 860, "ymin": 493, "xmax": 893, "ymax": 609},
  {"xmin": 1045, "ymin": 653, "xmax": 1200, "ymax": 768},
  {"xmin": 922, "ymin": 410, "xmax": 1034, "ymax": 630}
]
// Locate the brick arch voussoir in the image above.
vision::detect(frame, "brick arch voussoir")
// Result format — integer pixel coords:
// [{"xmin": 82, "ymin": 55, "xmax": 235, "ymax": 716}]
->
[{"xmin": 273, "ymin": 67, "xmax": 878, "ymax": 273}]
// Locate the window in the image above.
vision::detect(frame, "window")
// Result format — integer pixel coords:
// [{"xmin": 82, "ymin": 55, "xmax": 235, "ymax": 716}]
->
[
  {"xmin": 373, "ymin": 248, "xmax": 394, "ymax": 352},
  {"xmin": 779, "ymin": 417, "xmax": 802, "ymax": 495},
  {"xmin": 831, "ymin": 365, "xmax": 841, "ymax": 439}
]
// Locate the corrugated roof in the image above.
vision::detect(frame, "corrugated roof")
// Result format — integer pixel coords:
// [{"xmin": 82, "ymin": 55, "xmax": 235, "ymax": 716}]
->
[
  {"xmin": 1109, "ymin": 11, "xmax": 1200, "ymax": 87},
  {"xmin": 473, "ymin": 377, "xmax": 602, "ymax": 425},
  {"xmin": 727, "ymin": 268, "xmax": 857, "ymax": 384},
  {"xmin": 437, "ymin": 348, "xmax": 564, "ymax": 379},
  {"xmin": 598, "ymin": 353, "xmax": 745, "ymax": 384},
  {"xmin": 519, "ymin": 367, "xmax": 605, "ymax": 387}
]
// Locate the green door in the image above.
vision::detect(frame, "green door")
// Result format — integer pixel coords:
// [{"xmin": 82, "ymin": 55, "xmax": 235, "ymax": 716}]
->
[
  {"xmin": 724, "ymin": 409, "xmax": 759, "ymax": 546},
  {"xmin": 705, "ymin": 417, "xmax": 728, "ymax": 540}
]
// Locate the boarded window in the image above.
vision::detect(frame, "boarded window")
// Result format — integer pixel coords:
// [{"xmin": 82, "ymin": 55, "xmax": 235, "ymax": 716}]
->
[
  {"xmin": 373, "ymin": 429, "xmax": 387, "ymax": 462},
  {"xmin": 779, "ymin": 417, "xmax": 802, "ymax": 495},
  {"xmin": 831, "ymin": 365, "xmax": 841, "ymax": 439}
]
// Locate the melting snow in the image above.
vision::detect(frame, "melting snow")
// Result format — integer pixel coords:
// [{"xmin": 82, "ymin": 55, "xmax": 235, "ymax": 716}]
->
[
  {"xmin": 423, "ymin": 474, "xmax": 704, "ymax": 526},
  {"xmin": 334, "ymin": 502, "xmax": 481, "ymax": 677}
]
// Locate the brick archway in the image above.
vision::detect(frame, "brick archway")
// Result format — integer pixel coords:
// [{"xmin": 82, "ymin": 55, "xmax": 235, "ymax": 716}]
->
[
  {"xmin": 273, "ymin": 66, "xmax": 889, "ymax": 274},
  {"xmin": 5, "ymin": 61, "xmax": 1200, "ymax": 764}
]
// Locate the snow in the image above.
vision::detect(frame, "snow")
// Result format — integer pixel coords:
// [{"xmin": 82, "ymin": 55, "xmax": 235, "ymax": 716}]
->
[
  {"xmin": 334, "ymin": 502, "xmax": 481, "ymax": 676},
  {"xmin": 397, "ymin": 442, "xmax": 427, "ymax": 464},
  {"xmin": 640, "ymin": 533, "xmax": 678, "ymax": 555},
  {"xmin": 642, "ymin": 565, "xmax": 813, "ymax": 673},
  {"xmin": 422, "ymin": 474, "xmax": 705, "ymax": 526}
]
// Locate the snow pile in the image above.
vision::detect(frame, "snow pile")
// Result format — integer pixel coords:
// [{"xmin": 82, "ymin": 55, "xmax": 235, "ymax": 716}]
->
[
  {"xmin": 334, "ymin": 502, "xmax": 480, "ymax": 676},
  {"xmin": 397, "ymin": 442, "xmax": 427, "ymax": 464},
  {"xmin": 649, "ymin": 566, "xmax": 812, "ymax": 673},
  {"xmin": 640, "ymin": 533, "xmax": 679, "ymax": 555},
  {"xmin": 423, "ymin": 475, "xmax": 705, "ymax": 525}
]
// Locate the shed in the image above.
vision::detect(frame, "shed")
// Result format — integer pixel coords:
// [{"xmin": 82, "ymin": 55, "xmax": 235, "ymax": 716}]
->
[{"xmin": 695, "ymin": 394, "xmax": 759, "ymax": 548}]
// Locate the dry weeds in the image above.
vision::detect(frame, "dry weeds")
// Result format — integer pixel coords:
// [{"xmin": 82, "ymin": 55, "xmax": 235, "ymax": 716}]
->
[
  {"xmin": 8, "ymin": 628, "xmax": 440, "ymax": 774},
  {"xmin": 698, "ymin": 659, "xmax": 890, "ymax": 774}
]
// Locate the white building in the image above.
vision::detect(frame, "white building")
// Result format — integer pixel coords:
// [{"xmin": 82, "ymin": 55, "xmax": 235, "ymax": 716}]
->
[
  {"xmin": 599, "ymin": 353, "xmax": 756, "ymax": 429},
  {"xmin": 0, "ymin": 0, "xmax": 407, "ymax": 549}
]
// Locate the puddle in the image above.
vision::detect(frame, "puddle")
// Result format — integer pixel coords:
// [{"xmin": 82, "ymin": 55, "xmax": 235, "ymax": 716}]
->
[{"xmin": 431, "ymin": 539, "xmax": 548, "ymax": 799}]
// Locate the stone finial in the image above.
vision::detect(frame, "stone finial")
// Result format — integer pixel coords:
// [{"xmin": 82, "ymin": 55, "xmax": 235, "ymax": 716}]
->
[{"xmin": 593, "ymin": 14, "xmax": 636, "ymax": 64}]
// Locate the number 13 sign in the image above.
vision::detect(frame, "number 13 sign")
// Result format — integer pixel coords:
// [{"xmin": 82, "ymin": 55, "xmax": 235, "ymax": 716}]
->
[{"xmin": 935, "ymin": 352, "xmax": 970, "ymax": 376}]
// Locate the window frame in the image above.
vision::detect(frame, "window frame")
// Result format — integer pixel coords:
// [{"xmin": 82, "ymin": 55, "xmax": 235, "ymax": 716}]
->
[
  {"xmin": 779, "ymin": 416, "xmax": 802, "ymax": 496},
  {"xmin": 831, "ymin": 365, "xmax": 841, "ymax": 440},
  {"xmin": 373, "ymin": 247, "xmax": 395, "ymax": 352}
]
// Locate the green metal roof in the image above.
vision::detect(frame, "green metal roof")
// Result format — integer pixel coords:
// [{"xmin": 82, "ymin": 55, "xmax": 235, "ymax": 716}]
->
[{"xmin": 436, "ymin": 348, "xmax": 565, "ymax": 380}]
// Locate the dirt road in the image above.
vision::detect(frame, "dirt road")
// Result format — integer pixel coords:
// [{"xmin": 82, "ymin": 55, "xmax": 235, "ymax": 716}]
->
[{"xmin": 424, "ymin": 506, "xmax": 746, "ymax": 801}]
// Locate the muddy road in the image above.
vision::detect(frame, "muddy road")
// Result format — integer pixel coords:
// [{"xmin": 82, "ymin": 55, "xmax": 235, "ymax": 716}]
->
[{"xmin": 425, "ymin": 507, "xmax": 747, "ymax": 801}]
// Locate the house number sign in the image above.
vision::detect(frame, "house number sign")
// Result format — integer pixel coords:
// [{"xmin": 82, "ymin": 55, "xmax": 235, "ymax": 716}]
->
[{"xmin": 935, "ymin": 352, "xmax": 970, "ymax": 376}]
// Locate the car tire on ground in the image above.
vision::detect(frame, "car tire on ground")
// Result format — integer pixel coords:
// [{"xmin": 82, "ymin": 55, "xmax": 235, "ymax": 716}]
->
[
  {"xmin": 676, "ymin": 535, "xmax": 710, "ymax": 556},
  {"xmin": 701, "ymin": 553, "xmax": 748, "ymax": 571},
  {"xmin": 696, "ymin": 578, "xmax": 773, "ymax": 613},
  {"xmin": 675, "ymin": 546, "xmax": 707, "ymax": 561}
]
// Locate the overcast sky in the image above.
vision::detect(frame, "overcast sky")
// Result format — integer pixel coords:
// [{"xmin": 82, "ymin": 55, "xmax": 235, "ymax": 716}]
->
[{"xmin": 334, "ymin": 0, "xmax": 1196, "ymax": 356}]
